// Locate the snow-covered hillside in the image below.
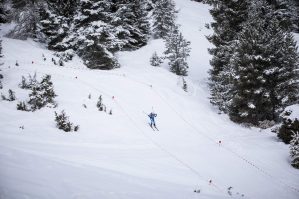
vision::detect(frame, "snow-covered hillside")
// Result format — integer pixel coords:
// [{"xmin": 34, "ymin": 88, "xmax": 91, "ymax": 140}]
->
[{"xmin": 0, "ymin": 1, "xmax": 299, "ymax": 199}]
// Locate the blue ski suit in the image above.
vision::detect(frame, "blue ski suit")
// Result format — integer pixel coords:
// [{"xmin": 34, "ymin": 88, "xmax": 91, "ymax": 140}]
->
[{"xmin": 148, "ymin": 112, "xmax": 157, "ymax": 127}]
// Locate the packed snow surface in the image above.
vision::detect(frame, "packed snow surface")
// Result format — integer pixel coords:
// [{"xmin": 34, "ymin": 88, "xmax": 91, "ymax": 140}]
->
[{"xmin": 0, "ymin": 1, "xmax": 299, "ymax": 199}]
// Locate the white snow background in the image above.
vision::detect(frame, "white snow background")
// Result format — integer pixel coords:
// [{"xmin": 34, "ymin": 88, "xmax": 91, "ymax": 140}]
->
[{"xmin": 0, "ymin": 0, "xmax": 299, "ymax": 199}]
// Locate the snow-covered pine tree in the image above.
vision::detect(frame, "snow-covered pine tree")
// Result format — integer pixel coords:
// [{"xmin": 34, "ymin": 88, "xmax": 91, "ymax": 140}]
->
[
  {"xmin": 290, "ymin": 132, "xmax": 299, "ymax": 169},
  {"xmin": 97, "ymin": 95, "xmax": 104, "ymax": 111},
  {"xmin": 54, "ymin": 110, "xmax": 79, "ymax": 132},
  {"xmin": 229, "ymin": 1, "xmax": 299, "ymax": 125},
  {"xmin": 150, "ymin": 51, "xmax": 163, "ymax": 67},
  {"xmin": 266, "ymin": 0, "xmax": 299, "ymax": 32},
  {"xmin": 111, "ymin": 0, "xmax": 150, "ymax": 50},
  {"xmin": 8, "ymin": 89, "xmax": 16, "ymax": 101},
  {"xmin": 0, "ymin": 0, "xmax": 8, "ymax": 23},
  {"xmin": 39, "ymin": 74, "xmax": 56, "ymax": 105},
  {"xmin": 164, "ymin": 26, "xmax": 191, "ymax": 76},
  {"xmin": 8, "ymin": 0, "xmax": 42, "ymax": 40},
  {"xmin": 38, "ymin": 0, "xmax": 78, "ymax": 50},
  {"xmin": 28, "ymin": 74, "xmax": 57, "ymax": 110},
  {"xmin": 152, "ymin": 0, "xmax": 177, "ymax": 39},
  {"xmin": 28, "ymin": 86, "xmax": 44, "ymax": 110},
  {"xmin": 207, "ymin": 0, "xmax": 249, "ymax": 113},
  {"xmin": 17, "ymin": 101, "xmax": 29, "ymax": 111},
  {"xmin": 60, "ymin": 0, "xmax": 120, "ymax": 69}
]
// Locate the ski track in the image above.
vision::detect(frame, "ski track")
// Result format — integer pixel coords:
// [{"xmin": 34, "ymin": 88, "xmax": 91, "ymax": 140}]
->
[{"xmin": 1, "ymin": 1, "xmax": 299, "ymax": 199}]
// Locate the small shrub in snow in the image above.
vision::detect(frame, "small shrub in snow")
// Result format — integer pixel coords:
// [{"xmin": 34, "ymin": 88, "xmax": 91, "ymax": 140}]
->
[
  {"xmin": 88, "ymin": 94, "xmax": 91, "ymax": 99},
  {"xmin": 16, "ymin": 101, "xmax": 30, "ymax": 111},
  {"xmin": 52, "ymin": 58, "xmax": 57, "ymax": 65},
  {"xmin": 290, "ymin": 132, "xmax": 299, "ymax": 169},
  {"xmin": 74, "ymin": 125, "xmax": 80, "ymax": 132},
  {"xmin": 54, "ymin": 110, "xmax": 79, "ymax": 132},
  {"xmin": 82, "ymin": 104, "xmax": 87, "ymax": 109},
  {"xmin": 204, "ymin": 23, "xmax": 210, "ymax": 29},
  {"xmin": 278, "ymin": 118, "xmax": 299, "ymax": 144},
  {"xmin": 8, "ymin": 89, "xmax": 16, "ymax": 101},
  {"xmin": 150, "ymin": 52, "xmax": 163, "ymax": 67},
  {"xmin": 28, "ymin": 74, "xmax": 57, "ymax": 111},
  {"xmin": 59, "ymin": 59, "xmax": 64, "ymax": 66},
  {"xmin": 182, "ymin": 77, "xmax": 188, "ymax": 92},
  {"xmin": 19, "ymin": 73, "xmax": 38, "ymax": 89},
  {"xmin": 109, "ymin": 109, "xmax": 112, "ymax": 115},
  {"xmin": 97, "ymin": 95, "xmax": 104, "ymax": 111},
  {"xmin": 1, "ymin": 89, "xmax": 16, "ymax": 101}
]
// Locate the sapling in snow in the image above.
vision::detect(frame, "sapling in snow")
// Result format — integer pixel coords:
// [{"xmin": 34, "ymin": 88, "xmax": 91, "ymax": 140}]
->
[
  {"xmin": 1, "ymin": 89, "xmax": 16, "ymax": 101},
  {"xmin": 97, "ymin": 95, "xmax": 104, "ymax": 111},
  {"xmin": 54, "ymin": 110, "xmax": 79, "ymax": 132},
  {"xmin": 17, "ymin": 101, "xmax": 29, "ymax": 111},
  {"xmin": 150, "ymin": 52, "xmax": 163, "ymax": 67}
]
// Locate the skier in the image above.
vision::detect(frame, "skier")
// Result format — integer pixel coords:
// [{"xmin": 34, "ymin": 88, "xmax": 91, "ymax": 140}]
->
[{"xmin": 148, "ymin": 112, "xmax": 157, "ymax": 128}]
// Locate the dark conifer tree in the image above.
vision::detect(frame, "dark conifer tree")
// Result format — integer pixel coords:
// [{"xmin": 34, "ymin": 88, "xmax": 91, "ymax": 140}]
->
[
  {"xmin": 164, "ymin": 26, "xmax": 191, "ymax": 76},
  {"xmin": 111, "ymin": 0, "xmax": 150, "ymax": 50},
  {"xmin": 28, "ymin": 74, "xmax": 57, "ymax": 110},
  {"xmin": 266, "ymin": 0, "xmax": 299, "ymax": 32},
  {"xmin": 58, "ymin": 0, "xmax": 120, "ymax": 69},
  {"xmin": 229, "ymin": 1, "xmax": 299, "ymax": 125},
  {"xmin": 38, "ymin": 0, "xmax": 78, "ymax": 50},
  {"xmin": 0, "ymin": 0, "xmax": 8, "ymax": 23},
  {"xmin": 208, "ymin": 0, "xmax": 250, "ymax": 113},
  {"xmin": 8, "ymin": 0, "xmax": 41, "ymax": 40},
  {"xmin": 152, "ymin": 0, "xmax": 177, "ymax": 39}
]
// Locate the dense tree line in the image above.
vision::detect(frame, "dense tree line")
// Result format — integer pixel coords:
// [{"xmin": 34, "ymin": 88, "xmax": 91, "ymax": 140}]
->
[
  {"xmin": 5, "ymin": 0, "xmax": 151, "ymax": 69},
  {"xmin": 206, "ymin": 0, "xmax": 299, "ymax": 126}
]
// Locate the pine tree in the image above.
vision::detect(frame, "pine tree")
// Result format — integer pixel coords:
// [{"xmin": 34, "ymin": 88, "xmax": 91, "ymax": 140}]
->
[
  {"xmin": 266, "ymin": 0, "xmax": 299, "ymax": 32},
  {"xmin": 164, "ymin": 26, "xmax": 191, "ymax": 76},
  {"xmin": 54, "ymin": 110, "xmax": 78, "ymax": 132},
  {"xmin": 0, "ymin": 0, "xmax": 8, "ymax": 23},
  {"xmin": 59, "ymin": 0, "xmax": 120, "ymax": 69},
  {"xmin": 111, "ymin": 0, "xmax": 150, "ymax": 50},
  {"xmin": 28, "ymin": 86, "xmax": 44, "ymax": 110},
  {"xmin": 229, "ymin": 1, "xmax": 299, "ymax": 125},
  {"xmin": 150, "ymin": 51, "xmax": 163, "ymax": 67},
  {"xmin": 8, "ymin": 0, "xmax": 41, "ymax": 40},
  {"xmin": 290, "ymin": 132, "xmax": 299, "ymax": 169},
  {"xmin": 97, "ymin": 95, "xmax": 104, "ymax": 111},
  {"xmin": 152, "ymin": 0, "xmax": 177, "ymax": 39},
  {"xmin": 8, "ymin": 89, "xmax": 16, "ymax": 101},
  {"xmin": 208, "ymin": 0, "xmax": 249, "ymax": 113},
  {"xmin": 28, "ymin": 74, "xmax": 57, "ymax": 110},
  {"xmin": 17, "ymin": 101, "xmax": 29, "ymax": 111},
  {"xmin": 39, "ymin": 74, "xmax": 56, "ymax": 105},
  {"xmin": 38, "ymin": 0, "xmax": 78, "ymax": 50}
]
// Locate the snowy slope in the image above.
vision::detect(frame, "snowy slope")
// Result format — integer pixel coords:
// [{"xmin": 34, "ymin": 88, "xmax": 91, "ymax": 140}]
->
[{"xmin": 0, "ymin": 1, "xmax": 299, "ymax": 199}]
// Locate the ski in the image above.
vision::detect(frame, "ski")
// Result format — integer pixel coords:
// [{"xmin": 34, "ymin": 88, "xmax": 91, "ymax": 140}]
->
[{"xmin": 149, "ymin": 123, "xmax": 155, "ymax": 131}]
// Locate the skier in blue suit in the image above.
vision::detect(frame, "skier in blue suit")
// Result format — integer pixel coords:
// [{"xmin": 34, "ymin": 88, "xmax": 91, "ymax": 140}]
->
[{"xmin": 148, "ymin": 112, "xmax": 157, "ymax": 128}]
